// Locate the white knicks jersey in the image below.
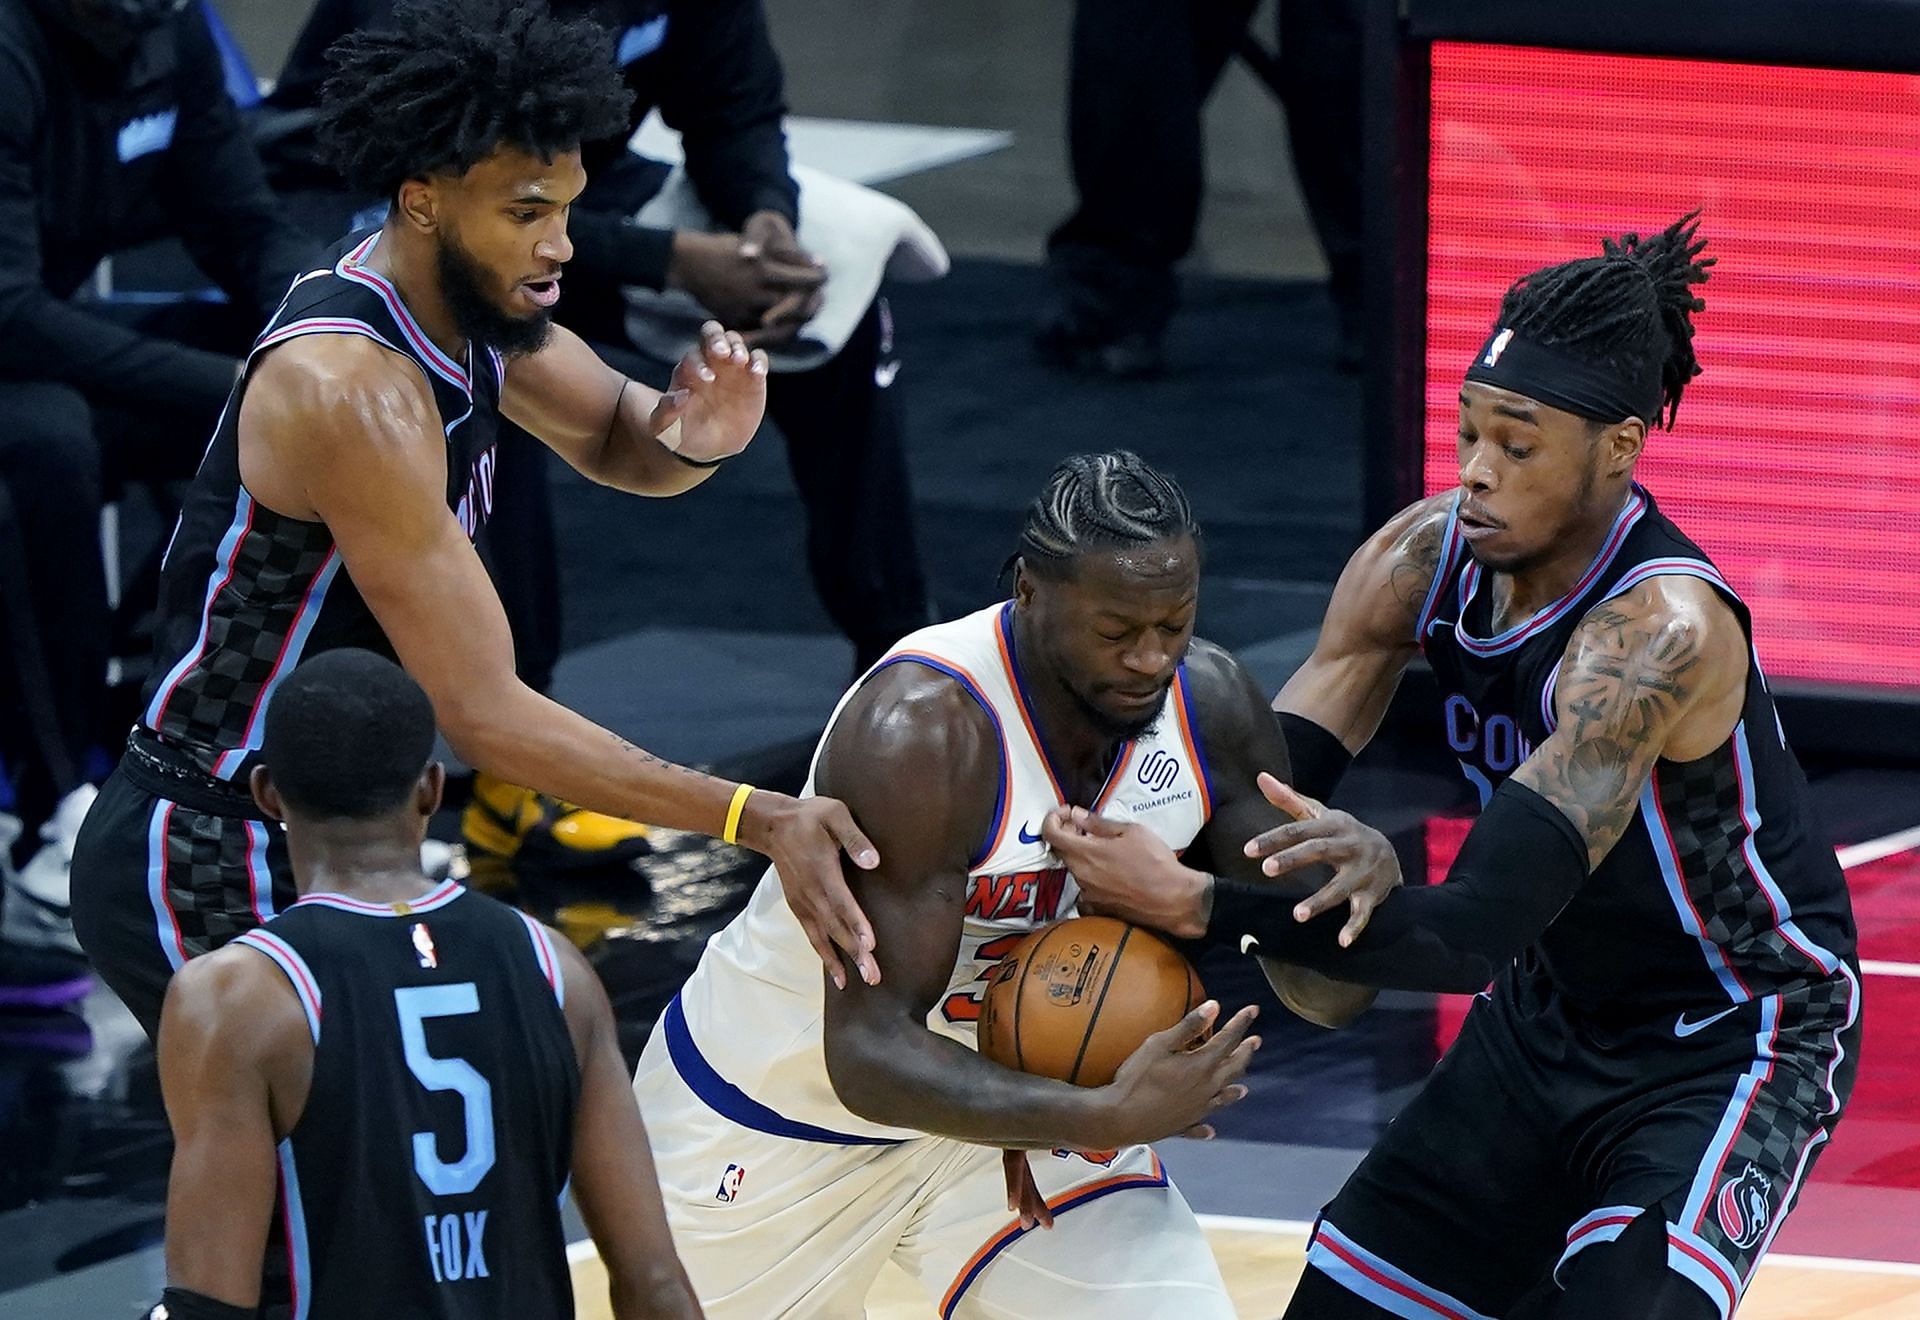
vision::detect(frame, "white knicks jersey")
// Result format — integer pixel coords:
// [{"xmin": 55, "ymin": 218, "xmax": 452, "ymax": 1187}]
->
[{"xmin": 668, "ymin": 602, "xmax": 1216, "ymax": 1142}]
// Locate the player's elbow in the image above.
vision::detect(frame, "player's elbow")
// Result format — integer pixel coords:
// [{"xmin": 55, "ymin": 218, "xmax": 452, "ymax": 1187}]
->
[
  {"xmin": 822, "ymin": 1018, "xmax": 907, "ymax": 1125},
  {"xmin": 1264, "ymin": 962, "xmax": 1377, "ymax": 1029}
]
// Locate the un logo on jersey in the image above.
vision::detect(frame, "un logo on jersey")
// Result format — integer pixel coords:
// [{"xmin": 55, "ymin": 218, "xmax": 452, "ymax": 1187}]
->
[{"xmin": 1137, "ymin": 750, "xmax": 1181, "ymax": 793}]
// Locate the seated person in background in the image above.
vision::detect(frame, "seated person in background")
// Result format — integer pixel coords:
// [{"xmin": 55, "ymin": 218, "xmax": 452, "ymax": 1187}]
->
[
  {"xmin": 265, "ymin": 0, "xmax": 938, "ymax": 888},
  {"xmin": 155, "ymin": 649, "xmax": 702, "ymax": 1320},
  {"xmin": 0, "ymin": 0, "xmax": 316, "ymax": 964}
]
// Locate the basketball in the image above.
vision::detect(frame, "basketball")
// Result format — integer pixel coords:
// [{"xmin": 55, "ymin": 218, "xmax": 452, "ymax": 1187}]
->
[{"xmin": 976, "ymin": 916, "xmax": 1204, "ymax": 1087}]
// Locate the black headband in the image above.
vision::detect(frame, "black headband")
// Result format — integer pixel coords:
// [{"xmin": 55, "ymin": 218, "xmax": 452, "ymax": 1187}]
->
[{"xmin": 1464, "ymin": 326, "xmax": 1662, "ymax": 425}]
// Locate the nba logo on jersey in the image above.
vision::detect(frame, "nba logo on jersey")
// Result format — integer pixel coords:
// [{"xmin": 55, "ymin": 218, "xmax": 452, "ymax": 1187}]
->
[
  {"xmin": 715, "ymin": 1163, "xmax": 747, "ymax": 1203},
  {"xmin": 411, "ymin": 922, "xmax": 439, "ymax": 969}
]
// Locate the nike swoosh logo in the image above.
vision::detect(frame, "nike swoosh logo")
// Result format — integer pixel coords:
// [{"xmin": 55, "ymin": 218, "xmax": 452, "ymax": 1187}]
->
[
  {"xmin": 1018, "ymin": 822, "xmax": 1043, "ymax": 845},
  {"xmin": 1674, "ymin": 1006, "xmax": 1740, "ymax": 1038},
  {"xmin": 1240, "ymin": 934, "xmax": 1260, "ymax": 955}
]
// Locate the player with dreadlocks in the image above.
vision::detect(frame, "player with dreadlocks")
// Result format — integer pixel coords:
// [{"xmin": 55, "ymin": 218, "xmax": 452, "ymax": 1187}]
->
[
  {"xmin": 1044, "ymin": 216, "xmax": 1861, "ymax": 1318},
  {"xmin": 623, "ymin": 449, "xmax": 1408, "ymax": 1316},
  {"xmin": 72, "ymin": 0, "xmax": 887, "ymax": 1048}
]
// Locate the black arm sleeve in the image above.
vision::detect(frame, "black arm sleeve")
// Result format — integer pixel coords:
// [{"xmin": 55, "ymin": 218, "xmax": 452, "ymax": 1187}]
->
[
  {"xmin": 1205, "ymin": 779, "xmax": 1589, "ymax": 993},
  {"xmin": 151, "ymin": 1287, "xmax": 257, "ymax": 1320},
  {"xmin": 657, "ymin": 0, "xmax": 798, "ymax": 229},
  {"xmin": 159, "ymin": 9, "xmax": 317, "ymax": 319},
  {"xmin": 1278, "ymin": 710, "xmax": 1354, "ymax": 802},
  {"xmin": 0, "ymin": 35, "xmax": 236, "ymax": 411}
]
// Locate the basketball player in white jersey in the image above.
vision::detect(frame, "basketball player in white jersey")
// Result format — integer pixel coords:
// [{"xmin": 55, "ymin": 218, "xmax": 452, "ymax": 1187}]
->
[{"xmin": 633, "ymin": 452, "xmax": 1376, "ymax": 1317}]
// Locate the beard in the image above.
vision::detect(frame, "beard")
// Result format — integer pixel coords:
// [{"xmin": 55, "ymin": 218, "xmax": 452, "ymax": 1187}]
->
[
  {"xmin": 1066, "ymin": 681, "xmax": 1169, "ymax": 742},
  {"xmin": 437, "ymin": 230, "xmax": 554, "ymax": 359}
]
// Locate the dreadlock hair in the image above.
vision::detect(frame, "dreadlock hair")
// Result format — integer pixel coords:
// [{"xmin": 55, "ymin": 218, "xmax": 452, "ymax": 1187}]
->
[
  {"xmin": 1494, "ymin": 213, "xmax": 1714, "ymax": 429},
  {"xmin": 318, "ymin": 0, "xmax": 633, "ymax": 202},
  {"xmin": 1006, "ymin": 451, "xmax": 1202, "ymax": 582}
]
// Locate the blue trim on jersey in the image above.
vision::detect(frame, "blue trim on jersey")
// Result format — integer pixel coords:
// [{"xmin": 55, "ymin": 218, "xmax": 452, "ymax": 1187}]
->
[
  {"xmin": 213, "ymin": 551, "xmax": 344, "ymax": 780},
  {"xmin": 1665, "ymin": 1224, "xmax": 1738, "ymax": 1320},
  {"xmin": 293, "ymin": 880, "xmax": 465, "ymax": 917},
  {"xmin": 146, "ymin": 488, "xmax": 252, "ymax": 729},
  {"xmin": 995, "ymin": 602, "xmax": 1133, "ymax": 808},
  {"xmin": 277, "ymin": 1139, "xmax": 315, "ymax": 1320},
  {"xmin": 873, "ymin": 653, "xmax": 1010, "ymax": 869},
  {"xmin": 1680, "ymin": 994, "xmax": 1779, "ymax": 1233},
  {"xmin": 1729, "ymin": 723, "xmax": 1842, "ymax": 980},
  {"xmin": 235, "ymin": 930, "xmax": 324, "ymax": 1042},
  {"xmin": 1173, "ymin": 664, "xmax": 1216, "ymax": 813},
  {"xmin": 1414, "ymin": 494, "xmax": 1465, "ymax": 644},
  {"xmin": 1553, "ymin": 1205, "xmax": 1646, "ymax": 1285},
  {"xmin": 146, "ymin": 799, "xmax": 187, "ymax": 972},
  {"xmin": 518, "ymin": 911, "xmax": 565, "ymax": 1007},
  {"xmin": 939, "ymin": 1157, "xmax": 1170, "ymax": 1319},
  {"xmin": 1454, "ymin": 489, "xmax": 1646, "ymax": 657},
  {"xmin": 662, "ymin": 996, "xmax": 905, "ymax": 1146},
  {"xmin": 245, "ymin": 819, "xmax": 276, "ymax": 923},
  {"xmin": 1306, "ymin": 1220, "xmax": 1497, "ymax": 1320},
  {"xmin": 1639, "ymin": 776, "xmax": 1750, "ymax": 1004}
]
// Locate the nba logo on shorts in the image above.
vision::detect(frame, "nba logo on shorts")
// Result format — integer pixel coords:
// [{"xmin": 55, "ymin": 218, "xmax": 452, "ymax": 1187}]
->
[
  {"xmin": 1137, "ymin": 750, "xmax": 1180, "ymax": 793},
  {"xmin": 1715, "ymin": 1162, "xmax": 1771, "ymax": 1250},
  {"xmin": 715, "ymin": 1163, "xmax": 747, "ymax": 1203}
]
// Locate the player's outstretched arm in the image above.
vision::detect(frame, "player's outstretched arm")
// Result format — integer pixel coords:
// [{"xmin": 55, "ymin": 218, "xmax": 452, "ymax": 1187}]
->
[
  {"xmin": 156, "ymin": 948, "xmax": 312, "ymax": 1312},
  {"xmin": 1271, "ymin": 495, "xmax": 1452, "ymax": 783},
  {"xmin": 553, "ymin": 937, "xmax": 703, "ymax": 1320},
  {"xmin": 244, "ymin": 341, "xmax": 880, "ymax": 983},
  {"xmin": 1208, "ymin": 576, "xmax": 1750, "ymax": 992},
  {"xmin": 817, "ymin": 665, "xmax": 1258, "ymax": 1151},
  {"xmin": 503, "ymin": 320, "xmax": 767, "ymax": 495}
]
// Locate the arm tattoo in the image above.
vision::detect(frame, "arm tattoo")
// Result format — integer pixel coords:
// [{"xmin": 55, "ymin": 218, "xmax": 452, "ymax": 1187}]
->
[
  {"xmin": 1388, "ymin": 510, "xmax": 1447, "ymax": 610},
  {"xmin": 1514, "ymin": 591, "xmax": 1703, "ymax": 868}
]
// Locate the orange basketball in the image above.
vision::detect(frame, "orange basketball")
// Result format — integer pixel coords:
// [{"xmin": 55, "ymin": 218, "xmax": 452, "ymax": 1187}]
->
[{"xmin": 977, "ymin": 916, "xmax": 1204, "ymax": 1087}]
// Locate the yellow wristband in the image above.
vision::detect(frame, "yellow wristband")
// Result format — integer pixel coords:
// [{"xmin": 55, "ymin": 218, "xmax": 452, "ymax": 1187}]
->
[{"xmin": 723, "ymin": 783, "xmax": 756, "ymax": 846}]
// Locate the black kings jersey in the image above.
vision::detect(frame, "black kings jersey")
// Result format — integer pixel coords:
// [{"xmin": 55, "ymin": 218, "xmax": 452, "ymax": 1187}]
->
[
  {"xmin": 234, "ymin": 883, "xmax": 579, "ymax": 1320},
  {"xmin": 1417, "ymin": 485, "xmax": 1858, "ymax": 1015},
  {"xmin": 140, "ymin": 230, "xmax": 505, "ymax": 781}
]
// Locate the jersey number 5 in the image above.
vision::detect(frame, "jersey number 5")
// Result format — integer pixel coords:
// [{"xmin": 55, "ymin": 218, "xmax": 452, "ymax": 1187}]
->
[{"xmin": 395, "ymin": 983, "xmax": 497, "ymax": 1196}]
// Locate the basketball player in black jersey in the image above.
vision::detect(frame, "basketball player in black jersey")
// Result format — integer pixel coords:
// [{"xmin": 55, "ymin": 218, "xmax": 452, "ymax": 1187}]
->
[
  {"xmin": 1044, "ymin": 217, "xmax": 1860, "ymax": 1318},
  {"xmin": 153, "ymin": 649, "xmax": 700, "ymax": 1320},
  {"xmin": 72, "ymin": 0, "xmax": 884, "ymax": 1043}
]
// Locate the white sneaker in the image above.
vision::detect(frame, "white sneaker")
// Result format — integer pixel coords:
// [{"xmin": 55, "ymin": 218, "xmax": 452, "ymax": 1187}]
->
[{"xmin": 3, "ymin": 785, "xmax": 98, "ymax": 958}]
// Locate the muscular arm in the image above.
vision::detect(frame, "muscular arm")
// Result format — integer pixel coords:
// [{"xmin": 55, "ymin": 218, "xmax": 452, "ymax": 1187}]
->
[
  {"xmin": 1213, "ymin": 577, "xmax": 1750, "ymax": 991},
  {"xmin": 816, "ymin": 665, "xmax": 1113, "ymax": 1148},
  {"xmin": 241, "ymin": 340, "xmax": 746, "ymax": 839},
  {"xmin": 555, "ymin": 938, "xmax": 701, "ymax": 1320},
  {"xmin": 1273, "ymin": 495, "xmax": 1452, "ymax": 751},
  {"xmin": 1511, "ymin": 577, "xmax": 1748, "ymax": 867},
  {"xmin": 159, "ymin": 949, "xmax": 313, "ymax": 1307},
  {"xmin": 501, "ymin": 324, "xmax": 704, "ymax": 495}
]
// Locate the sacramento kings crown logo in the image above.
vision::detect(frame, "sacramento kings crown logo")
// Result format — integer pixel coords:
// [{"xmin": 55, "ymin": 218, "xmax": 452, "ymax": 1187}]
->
[{"xmin": 1716, "ymin": 1162, "xmax": 1772, "ymax": 1251}]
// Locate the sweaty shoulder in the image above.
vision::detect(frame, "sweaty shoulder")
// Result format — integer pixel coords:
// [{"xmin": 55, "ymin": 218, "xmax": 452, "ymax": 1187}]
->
[
  {"xmin": 816, "ymin": 661, "xmax": 1002, "ymax": 862},
  {"xmin": 240, "ymin": 334, "xmax": 444, "ymax": 516},
  {"xmin": 164, "ymin": 943, "xmax": 316, "ymax": 1137}
]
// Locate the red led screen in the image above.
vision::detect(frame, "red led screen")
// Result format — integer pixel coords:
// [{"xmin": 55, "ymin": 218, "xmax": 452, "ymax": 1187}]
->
[{"xmin": 1425, "ymin": 44, "xmax": 1920, "ymax": 689}]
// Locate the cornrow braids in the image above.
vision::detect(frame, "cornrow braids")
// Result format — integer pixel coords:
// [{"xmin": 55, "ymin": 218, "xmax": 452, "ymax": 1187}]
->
[
  {"xmin": 1007, "ymin": 451, "xmax": 1202, "ymax": 581},
  {"xmin": 318, "ymin": 0, "xmax": 633, "ymax": 202},
  {"xmin": 1496, "ymin": 213, "xmax": 1714, "ymax": 429}
]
